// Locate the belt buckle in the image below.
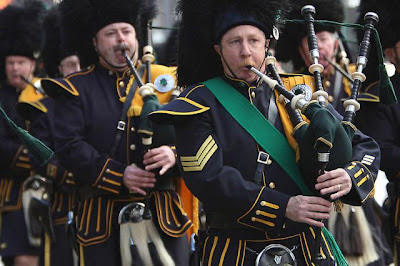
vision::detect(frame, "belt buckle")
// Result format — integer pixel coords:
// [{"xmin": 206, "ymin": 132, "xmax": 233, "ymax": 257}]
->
[
  {"xmin": 257, "ymin": 151, "xmax": 270, "ymax": 165},
  {"xmin": 117, "ymin": 121, "xmax": 126, "ymax": 131}
]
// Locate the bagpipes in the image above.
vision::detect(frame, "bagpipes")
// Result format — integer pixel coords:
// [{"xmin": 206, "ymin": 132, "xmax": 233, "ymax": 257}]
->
[
  {"xmin": 248, "ymin": 6, "xmax": 379, "ymax": 266},
  {"xmin": 117, "ymin": 21, "xmax": 176, "ymax": 266}
]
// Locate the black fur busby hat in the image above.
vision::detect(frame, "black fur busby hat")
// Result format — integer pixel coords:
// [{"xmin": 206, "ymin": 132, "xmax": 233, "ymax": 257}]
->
[
  {"xmin": 0, "ymin": 1, "xmax": 44, "ymax": 68},
  {"xmin": 177, "ymin": 0, "xmax": 291, "ymax": 87},
  {"xmin": 41, "ymin": 6, "xmax": 78, "ymax": 77},
  {"xmin": 275, "ymin": 0, "xmax": 344, "ymax": 71},
  {"xmin": 59, "ymin": 0, "xmax": 157, "ymax": 68},
  {"xmin": 0, "ymin": 1, "xmax": 45, "ymax": 80},
  {"xmin": 359, "ymin": 0, "xmax": 400, "ymax": 49}
]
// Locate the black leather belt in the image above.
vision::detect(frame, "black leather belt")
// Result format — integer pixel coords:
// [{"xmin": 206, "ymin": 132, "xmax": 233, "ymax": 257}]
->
[
  {"xmin": 77, "ymin": 183, "xmax": 175, "ymax": 201},
  {"xmin": 206, "ymin": 213, "xmax": 243, "ymax": 229}
]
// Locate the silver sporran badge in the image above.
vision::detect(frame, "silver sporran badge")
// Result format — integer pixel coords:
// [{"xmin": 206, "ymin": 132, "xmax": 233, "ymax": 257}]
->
[{"xmin": 255, "ymin": 244, "xmax": 297, "ymax": 266}]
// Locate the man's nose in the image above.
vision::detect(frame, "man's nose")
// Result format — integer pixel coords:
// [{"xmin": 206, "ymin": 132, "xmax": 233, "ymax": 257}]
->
[
  {"xmin": 10, "ymin": 64, "xmax": 18, "ymax": 72},
  {"xmin": 317, "ymin": 38, "xmax": 323, "ymax": 50},
  {"xmin": 241, "ymin": 42, "xmax": 251, "ymax": 57},
  {"xmin": 116, "ymin": 31, "xmax": 126, "ymax": 43}
]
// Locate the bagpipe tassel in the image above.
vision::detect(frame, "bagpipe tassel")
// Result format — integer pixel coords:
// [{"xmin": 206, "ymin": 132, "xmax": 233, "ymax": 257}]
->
[
  {"xmin": 0, "ymin": 104, "xmax": 53, "ymax": 165},
  {"xmin": 333, "ymin": 212, "xmax": 351, "ymax": 255},
  {"xmin": 348, "ymin": 207, "xmax": 363, "ymax": 256}
]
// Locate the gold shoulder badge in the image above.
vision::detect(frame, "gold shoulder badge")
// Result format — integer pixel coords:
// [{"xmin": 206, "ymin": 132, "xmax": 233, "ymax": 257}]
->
[{"xmin": 180, "ymin": 135, "xmax": 218, "ymax": 172}]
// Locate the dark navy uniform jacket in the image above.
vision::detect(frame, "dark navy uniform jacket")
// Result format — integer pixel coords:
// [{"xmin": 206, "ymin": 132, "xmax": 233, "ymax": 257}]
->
[
  {"xmin": 0, "ymin": 80, "xmax": 45, "ymax": 212},
  {"xmin": 17, "ymin": 96, "xmax": 75, "ymax": 225},
  {"xmin": 151, "ymin": 74, "xmax": 379, "ymax": 265},
  {"xmin": 42, "ymin": 63, "xmax": 191, "ymax": 248},
  {"xmin": 17, "ymin": 95, "xmax": 75, "ymax": 266},
  {"xmin": 356, "ymin": 72, "xmax": 400, "ymax": 256},
  {"xmin": 364, "ymin": 72, "xmax": 400, "ymax": 180}
]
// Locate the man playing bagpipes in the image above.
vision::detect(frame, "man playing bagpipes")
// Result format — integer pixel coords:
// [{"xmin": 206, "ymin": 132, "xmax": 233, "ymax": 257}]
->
[
  {"xmin": 275, "ymin": 1, "xmax": 393, "ymax": 265},
  {"xmin": 150, "ymin": 0, "xmax": 383, "ymax": 265},
  {"xmin": 15, "ymin": 4, "xmax": 82, "ymax": 266},
  {"xmin": 352, "ymin": 0, "xmax": 400, "ymax": 264},
  {"xmin": 39, "ymin": 0, "xmax": 191, "ymax": 265},
  {"xmin": 0, "ymin": 2, "xmax": 48, "ymax": 266}
]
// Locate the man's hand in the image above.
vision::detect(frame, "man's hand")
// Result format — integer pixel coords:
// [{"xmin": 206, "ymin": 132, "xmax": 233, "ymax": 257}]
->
[
  {"xmin": 123, "ymin": 164, "xmax": 156, "ymax": 196},
  {"xmin": 285, "ymin": 195, "xmax": 332, "ymax": 227},
  {"xmin": 143, "ymin": 145, "xmax": 176, "ymax": 175},
  {"xmin": 314, "ymin": 168, "xmax": 352, "ymax": 200}
]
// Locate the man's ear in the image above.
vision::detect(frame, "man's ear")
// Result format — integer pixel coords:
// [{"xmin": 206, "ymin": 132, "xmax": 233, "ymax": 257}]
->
[
  {"xmin": 384, "ymin": 47, "xmax": 395, "ymax": 63},
  {"xmin": 333, "ymin": 38, "xmax": 340, "ymax": 55},
  {"xmin": 214, "ymin": 45, "xmax": 221, "ymax": 57},
  {"xmin": 265, "ymin": 39, "xmax": 270, "ymax": 53},
  {"xmin": 93, "ymin": 37, "xmax": 98, "ymax": 53},
  {"xmin": 298, "ymin": 45, "xmax": 307, "ymax": 64}
]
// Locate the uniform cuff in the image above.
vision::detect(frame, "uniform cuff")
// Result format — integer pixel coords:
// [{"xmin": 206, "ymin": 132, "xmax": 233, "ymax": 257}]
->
[
  {"xmin": 237, "ymin": 187, "xmax": 290, "ymax": 232},
  {"xmin": 93, "ymin": 158, "xmax": 125, "ymax": 194},
  {"xmin": 343, "ymin": 161, "xmax": 374, "ymax": 203},
  {"xmin": 12, "ymin": 145, "xmax": 31, "ymax": 170}
]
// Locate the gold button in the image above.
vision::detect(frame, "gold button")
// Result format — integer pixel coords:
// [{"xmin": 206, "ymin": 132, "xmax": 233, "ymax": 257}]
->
[
  {"xmin": 260, "ymin": 201, "xmax": 266, "ymax": 206},
  {"xmin": 127, "ymin": 70, "xmax": 131, "ymax": 76},
  {"xmin": 131, "ymin": 127, "xmax": 135, "ymax": 132},
  {"xmin": 266, "ymin": 159, "xmax": 272, "ymax": 165},
  {"xmin": 105, "ymin": 169, "xmax": 110, "ymax": 173},
  {"xmin": 102, "ymin": 177, "xmax": 106, "ymax": 181},
  {"xmin": 269, "ymin": 182, "xmax": 276, "ymax": 189},
  {"xmin": 119, "ymin": 81, "xmax": 125, "ymax": 88},
  {"xmin": 108, "ymin": 70, "xmax": 113, "ymax": 76},
  {"xmin": 23, "ymin": 149, "xmax": 28, "ymax": 154},
  {"xmin": 130, "ymin": 144, "xmax": 136, "ymax": 151},
  {"xmin": 328, "ymin": 95, "xmax": 334, "ymax": 102},
  {"xmin": 0, "ymin": 243, "xmax": 6, "ymax": 249},
  {"xmin": 67, "ymin": 172, "xmax": 74, "ymax": 177},
  {"xmin": 256, "ymin": 210, "xmax": 260, "ymax": 215},
  {"xmin": 42, "ymin": 193, "xmax": 48, "ymax": 200},
  {"xmin": 251, "ymin": 217, "xmax": 256, "ymax": 222},
  {"xmin": 324, "ymin": 80, "xmax": 331, "ymax": 88},
  {"xmin": 251, "ymin": 91, "xmax": 256, "ymax": 98}
]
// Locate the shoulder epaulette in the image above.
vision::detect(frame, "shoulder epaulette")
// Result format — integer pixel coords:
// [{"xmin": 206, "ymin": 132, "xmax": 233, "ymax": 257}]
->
[
  {"xmin": 16, "ymin": 100, "xmax": 48, "ymax": 120},
  {"xmin": 358, "ymin": 81, "xmax": 380, "ymax": 103},
  {"xmin": 41, "ymin": 78, "xmax": 79, "ymax": 98},
  {"xmin": 65, "ymin": 65, "xmax": 95, "ymax": 79},
  {"xmin": 149, "ymin": 92, "xmax": 210, "ymax": 124}
]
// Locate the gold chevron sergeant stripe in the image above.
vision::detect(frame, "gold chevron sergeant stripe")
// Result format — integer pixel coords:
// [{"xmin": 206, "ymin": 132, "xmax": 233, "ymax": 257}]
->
[
  {"xmin": 182, "ymin": 145, "xmax": 218, "ymax": 172},
  {"xmin": 181, "ymin": 135, "xmax": 218, "ymax": 172},
  {"xmin": 181, "ymin": 135, "xmax": 213, "ymax": 162},
  {"xmin": 181, "ymin": 139, "xmax": 216, "ymax": 167}
]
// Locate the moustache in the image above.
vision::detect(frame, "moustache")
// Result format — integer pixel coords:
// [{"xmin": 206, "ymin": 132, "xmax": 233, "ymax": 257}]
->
[
  {"xmin": 113, "ymin": 44, "xmax": 130, "ymax": 52},
  {"xmin": 240, "ymin": 59, "xmax": 256, "ymax": 68}
]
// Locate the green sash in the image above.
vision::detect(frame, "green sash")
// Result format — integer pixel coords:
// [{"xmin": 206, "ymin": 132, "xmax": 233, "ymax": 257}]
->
[
  {"xmin": 203, "ymin": 77, "xmax": 348, "ymax": 266},
  {"xmin": 203, "ymin": 77, "xmax": 312, "ymax": 195}
]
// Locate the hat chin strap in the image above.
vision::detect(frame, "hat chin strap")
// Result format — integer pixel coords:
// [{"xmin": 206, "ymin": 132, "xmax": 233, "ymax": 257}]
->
[
  {"xmin": 219, "ymin": 46, "xmax": 267, "ymax": 84},
  {"xmin": 219, "ymin": 46, "xmax": 239, "ymax": 80}
]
